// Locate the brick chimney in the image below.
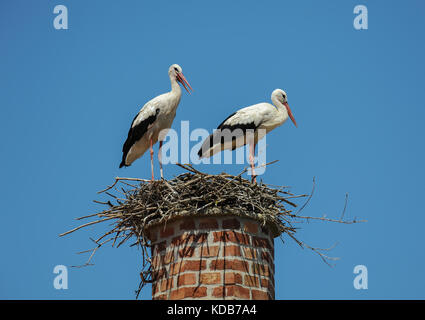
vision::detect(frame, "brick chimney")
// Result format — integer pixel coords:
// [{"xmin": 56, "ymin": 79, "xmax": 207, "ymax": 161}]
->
[{"xmin": 146, "ymin": 214, "xmax": 276, "ymax": 300}]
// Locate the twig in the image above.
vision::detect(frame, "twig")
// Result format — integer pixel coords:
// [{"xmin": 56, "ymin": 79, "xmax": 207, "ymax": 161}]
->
[
  {"xmin": 295, "ymin": 177, "xmax": 315, "ymax": 215},
  {"xmin": 97, "ymin": 177, "xmax": 150, "ymax": 194}
]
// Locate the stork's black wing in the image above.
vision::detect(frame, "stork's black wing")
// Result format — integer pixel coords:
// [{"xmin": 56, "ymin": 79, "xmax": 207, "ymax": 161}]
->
[
  {"xmin": 197, "ymin": 112, "xmax": 258, "ymax": 158},
  {"xmin": 119, "ymin": 108, "xmax": 160, "ymax": 168}
]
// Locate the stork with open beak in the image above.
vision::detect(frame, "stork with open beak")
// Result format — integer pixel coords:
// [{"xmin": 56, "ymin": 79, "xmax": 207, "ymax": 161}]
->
[
  {"xmin": 197, "ymin": 89, "xmax": 297, "ymax": 183},
  {"xmin": 120, "ymin": 64, "xmax": 193, "ymax": 180}
]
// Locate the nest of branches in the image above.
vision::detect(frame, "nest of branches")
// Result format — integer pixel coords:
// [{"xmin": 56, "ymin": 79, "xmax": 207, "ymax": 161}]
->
[{"xmin": 60, "ymin": 162, "xmax": 363, "ymax": 298}]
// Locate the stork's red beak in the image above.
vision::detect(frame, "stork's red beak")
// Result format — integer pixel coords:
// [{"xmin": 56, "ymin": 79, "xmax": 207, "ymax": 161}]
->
[
  {"xmin": 284, "ymin": 102, "xmax": 297, "ymax": 127},
  {"xmin": 177, "ymin": 73, "xmax": 193, "ymax": 94}
]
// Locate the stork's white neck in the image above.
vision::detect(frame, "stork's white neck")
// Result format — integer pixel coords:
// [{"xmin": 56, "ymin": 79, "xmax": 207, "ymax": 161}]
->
[
  {"xmin": 271, "ymin": 95, "xmax": 286, "ymax": 113},
  {"xmin": 271, "ymin": 94, "xmax": 288, "ymax": 123},
  {"xmin": 170, "ymin": 75, "xmax": 182, "ymax": 95},
  {"xmin": 163, "ymin": 75, "xmax": 182, "ymax": 113}
]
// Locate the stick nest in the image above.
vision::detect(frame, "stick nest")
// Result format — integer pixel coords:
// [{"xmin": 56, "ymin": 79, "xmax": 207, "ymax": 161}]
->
[{"xmin": 60, "ymin": 163, "xmax": 363, "ymax": 298}]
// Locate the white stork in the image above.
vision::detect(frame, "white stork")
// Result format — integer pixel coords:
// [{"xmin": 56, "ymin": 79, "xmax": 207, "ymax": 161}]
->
[
  {"xmin": 197, "ymin": 89, "xmax": 297, "ymax": 183},
  {"xmin": 120, "ymin": 64, "xmax": 192, "ymax": 180}
]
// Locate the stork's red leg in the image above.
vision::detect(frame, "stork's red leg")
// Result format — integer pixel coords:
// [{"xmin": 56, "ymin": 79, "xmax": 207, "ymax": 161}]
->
[
  {"xmin": 158, "ymin": 141, "xmax": 164, "ymax": 180},
  {"xmin": 149, "ymin": 138, "xmax": 154, "ymax": 181},
  {"xmin": 249, "ymin": 143, "xmax": 257, "ymax": 183}
]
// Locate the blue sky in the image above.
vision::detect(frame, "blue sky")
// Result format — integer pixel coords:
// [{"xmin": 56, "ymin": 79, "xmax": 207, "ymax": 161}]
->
[{"xmin": 1, "ymin": 0, "xmax": 424, "ymax": 299}]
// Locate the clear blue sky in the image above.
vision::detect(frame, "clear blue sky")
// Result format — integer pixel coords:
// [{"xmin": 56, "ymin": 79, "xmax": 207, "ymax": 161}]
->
[{"xmin": 1, "ymin": 0, "xmax": 424, "ymax": 299}]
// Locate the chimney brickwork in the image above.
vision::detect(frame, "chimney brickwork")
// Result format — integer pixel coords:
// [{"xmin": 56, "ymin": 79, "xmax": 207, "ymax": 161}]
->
[{"xmin": 146, "ymin": 215, "xmax": 276, "ymax": 300}]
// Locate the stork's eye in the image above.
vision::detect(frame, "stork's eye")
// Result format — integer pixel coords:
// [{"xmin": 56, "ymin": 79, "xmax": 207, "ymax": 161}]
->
[{"xmin": 174, "ymin": 67, "xmax": 179, "ymax": 72}]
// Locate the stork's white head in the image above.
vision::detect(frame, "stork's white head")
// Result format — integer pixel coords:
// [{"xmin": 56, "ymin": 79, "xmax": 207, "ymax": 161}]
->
[
  {"xmin": 168, "ymin": 64, "xmax": 193, "ymax": 94},
  {"xmin": 272, "ymin": 89, "xmax": 297, "ymax": 127}
]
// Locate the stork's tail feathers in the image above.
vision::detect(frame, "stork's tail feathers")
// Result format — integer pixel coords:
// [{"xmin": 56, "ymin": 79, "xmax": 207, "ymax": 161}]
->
[
  {"xmin": 197, "ymin": 147, "xmax": 203, "ymax": 159},
  {"xmin": 197, "ymin": 140, "xmax": 213, "ymax": 159},
  {"xmin": 119, "ymin": 160, "xmax": 127, "ymax": 168}
]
